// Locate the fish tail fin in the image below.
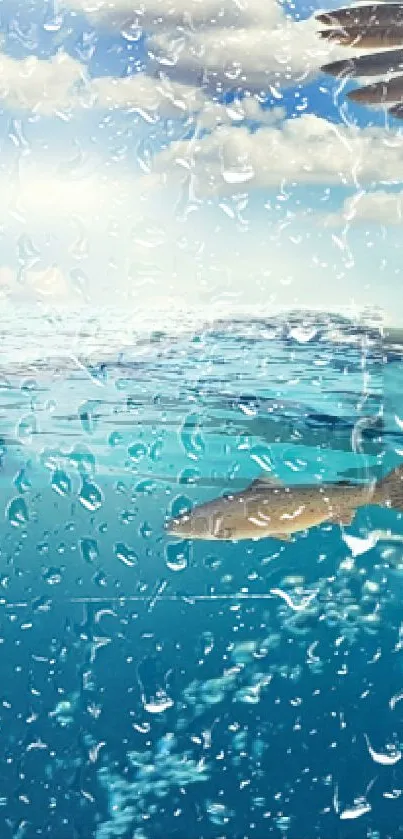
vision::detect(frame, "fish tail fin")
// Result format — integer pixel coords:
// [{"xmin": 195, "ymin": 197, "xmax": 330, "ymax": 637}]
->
[{"xmin": 375, "ymin": 464, "xmax": 403, "ymax": 510}]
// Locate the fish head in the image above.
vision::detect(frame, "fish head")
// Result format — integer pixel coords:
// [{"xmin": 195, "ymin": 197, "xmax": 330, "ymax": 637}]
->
[{"xmin": 165, "ymin": 495, "xmax": 239, "ymax": 540}]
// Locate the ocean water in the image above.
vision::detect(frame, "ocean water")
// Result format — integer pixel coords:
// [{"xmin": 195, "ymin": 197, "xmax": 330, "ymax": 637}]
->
[{"xmin": 0, "ymin": 306, "xmax": 402, "ymax": 839}]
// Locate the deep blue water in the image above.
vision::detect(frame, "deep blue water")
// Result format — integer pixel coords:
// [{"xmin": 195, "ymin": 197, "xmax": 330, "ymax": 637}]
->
[{"xmin": 0, "ymin": 308, "xmax": 402, "ymax": 839}]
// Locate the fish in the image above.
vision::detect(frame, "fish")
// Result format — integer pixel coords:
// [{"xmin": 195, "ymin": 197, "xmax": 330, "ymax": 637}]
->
[
  {"xmin": 316, "ymin": 3, "xmax": 403, "ymax": 27},
  {"xmin": 317, "ymin": 2, "xmax": 403, "ymax": 112},
  {"xmin": 165, "ymin": 463, "xmax": 403, "ymax": 542},
  {"xmin": 347, "ymin": 74, "xmax": 403, "ymax": 103},
  {"xmin": 321, "ymin": 48, "xmax": 403, "ymax": 78},
  {"xmin": 318, "ymin": 26, "xmax": 403, "ymax": 48}
]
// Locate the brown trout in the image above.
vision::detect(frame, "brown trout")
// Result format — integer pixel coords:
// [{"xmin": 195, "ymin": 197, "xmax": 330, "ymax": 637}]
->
[
  {"xmin": 165, "ymin": 464, "xmax": 403, "ymax": 542},
  {"xmin": 347, "ymin": 74, "xmax": 403, "ymax": 103},
  {"xmin": 318, "ymin": 26, "xmax": 403, "ymax": 48},
  {"xmin": 316, "ymin": 3, "xmax": 403, "ymax": 27},
  {"xmin": 321, "ymin": 49, "xmax": 403, "ymax": 78}
]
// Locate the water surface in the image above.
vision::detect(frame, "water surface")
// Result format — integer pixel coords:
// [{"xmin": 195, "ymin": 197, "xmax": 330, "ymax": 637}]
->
[{"xmin": 0, "ymin": 307, "xmax": 402, "ymax": 839}]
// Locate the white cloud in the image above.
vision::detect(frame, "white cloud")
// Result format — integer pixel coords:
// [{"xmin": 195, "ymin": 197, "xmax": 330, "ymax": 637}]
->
[
  {"xmin": 0, "ymin": 48, "xmax": 200, "ymax": 118},
  {"xmin": 64, "ymin": 0, "xmax": 346, "ymax": 94},
  {"xmin": 324, "ymin": 190, "xmax": 403, "ymax": 226},
  {"xmin": 0, "ymin": 46, "xmax": 284, "ymax": 127},
  {"xmin": 89, "ymin": 72, "xmax": 205, "ymax": 117},
  {"xmin": 147, "ymin": 18, "xmax": 331, "ymax": 94},
  {"xmin": 0, "ymin": 50, "xmax": 86, "ymax": 114},
  {"xmin": 0, "ymin": 0, "xmax": 347, "ymax": 125},
  {"xmin": 90, "ymin": 71, "xmax": 282, "ymax": 126},
  {"xmin": 144, "ymin": 114, "xmax": 403, "ymax": 197},
  {"xmin": 0, "ymin": 145, "xmax": 400, "ymax": 319},
  {"xmin": 0, "ymin": 264, "xmax": 83, "ymax": 306},
  {"xmin": 64, "ymin": 0, "xmax": 286, "ymax": 30}
]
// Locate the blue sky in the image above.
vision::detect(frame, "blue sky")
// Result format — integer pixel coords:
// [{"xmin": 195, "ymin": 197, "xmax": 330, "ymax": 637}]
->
[{"xmin": 0, "ymin": 0, "xmax": 403, "ymax": 321}]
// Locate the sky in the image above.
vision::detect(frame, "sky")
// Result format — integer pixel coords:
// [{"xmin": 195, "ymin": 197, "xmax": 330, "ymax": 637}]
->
[{"xmin": 0, "ymin": 0, "xmax": 403, "ymax": 322}]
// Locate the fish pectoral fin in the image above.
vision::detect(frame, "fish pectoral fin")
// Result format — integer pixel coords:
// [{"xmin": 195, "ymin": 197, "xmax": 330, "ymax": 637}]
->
[{"xmin": 274, "ymin": 532, "xmax": 292, "ymax": 542}]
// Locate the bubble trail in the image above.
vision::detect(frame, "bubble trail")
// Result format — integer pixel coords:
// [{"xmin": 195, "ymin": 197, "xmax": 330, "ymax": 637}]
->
[{"xmin": 1, "ymin": 593, "xmax": 278, "ymax": 609}]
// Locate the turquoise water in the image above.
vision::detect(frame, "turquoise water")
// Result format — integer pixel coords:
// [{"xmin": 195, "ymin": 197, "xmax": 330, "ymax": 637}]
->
[{"xmin": 1, "ymin": 308, "xmax": 402, "ymax": 839}]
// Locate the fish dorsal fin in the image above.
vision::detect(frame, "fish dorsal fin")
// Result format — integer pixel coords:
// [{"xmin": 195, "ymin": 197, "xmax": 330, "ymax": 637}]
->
[{"xmin": 250, "ymin": 473, "xmax": 283, "ymax": 490}]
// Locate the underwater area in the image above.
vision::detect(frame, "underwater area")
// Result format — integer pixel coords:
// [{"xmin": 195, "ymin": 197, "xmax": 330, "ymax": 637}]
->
[{"xmin": 1, "ymin": 306, "xmax": 402, "ymax": 839}]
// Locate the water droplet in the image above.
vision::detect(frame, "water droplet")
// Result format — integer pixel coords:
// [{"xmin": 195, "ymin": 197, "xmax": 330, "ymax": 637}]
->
[
  {"xmin": 80, "ymin": 538, "xmax": 99, "ymax": 564},
  {"xmin": 179, "ymin": 468, "xmax": 201, "ymax": 484},
  {"xmin": 16, "ymin": 414, "xmax": 37, "ymax": 444},
  {"xmin": 222, "ymin": 165, "xmax": 254, "ymax": 184},
  {"xmin": 128, "ymin": 442, "xmax": 148, "ymax": 462},
  {"xmin": 109, "ymin": 431, "xmax": 123, "ymax": 447},
  {"xmin": 17, "ymin": 233, "xmax": 40, "ymax": 269},
  {"xmin": 69, "ymin": 445, "xmax": 96, "ymax": 475},
  {"xmin": 43, "ymin": 12, "xmax": 64, "ymax": 31},
  {"xmin": 134, "ymin": 480, "xmax": 156, "ymax": 495},
  {"xmin": 79, "ymin": 401, "xmax": 100, "ymax": 435},
  {"xmin": 114, "ymin": 542, "xmax": 138, "ymax": 567},
  {"xmin": 32, "ymin": 595, "xmax": 52, "ymax": 613},
  {"xmin": 43, "ymin": 567, "xmax": 62, "ymax": 585},
  {"xmin": 70, "ymin": 267, "xmax": 89, "ymax": 300},
  {"xmin": 37, "ymin": 540, "xmax": 49, "ymax": 555},
  {"xmin": 14, "ymin": 468, "xmax": 32, "ymax": 493},
  {"xmin": 21, "ymin": 379, "xmax": 38, "ymax": 393},
  {"xmin": 6, "ymin": 497, "xmax": 29, "ymax": 527},
  {"xmin": 142, "ymin": 693, "xmax": 174, "ymax": 714},
  {"xmin": 93, "ymin": 570, "xmax": 107, "ymax": 587},
  {"xmin": 250, "ymin": 444, "xmax": 274, "ymax": 473},
  {"xmin": 180, "ymin": 413, "xmax": 205, "ymax": 460},
  {"xmin": 150, "ymin": 439, "xmax": 163, "ymax": 461},
  {"xmin": 78, "ymin": 479, "xmax": 104, "ymax": 512},
  {"xmin": 165, "ymin": 540, "xmax": 190, "ymax": 572},
  {"xmin": 170, "ymin": 495, "xmax": 192, "ymax": 519},
  {"xmin": 134, "ymin": 222, "xmax": 166, "ymax": 249},
  {"xmin": 121, "ymin": 19, "xmax": 143, "ymax": 41},
  {"xmin": 51, "ymin": 469, "xmax": 71, "ymax": 497},
  {"xmin": 139, "ymin": 521, "xmax": 152, "ymax": 538}
]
